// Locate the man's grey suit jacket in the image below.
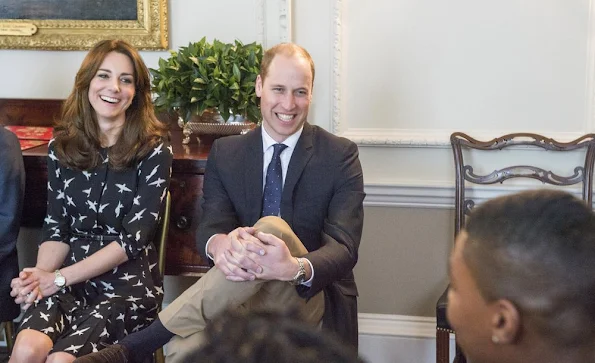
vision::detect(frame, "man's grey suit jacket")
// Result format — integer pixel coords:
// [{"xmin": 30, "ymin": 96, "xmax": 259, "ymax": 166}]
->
[{"xmin": 196, "ymin": 122, "xmax": 365, "ymax": 347}]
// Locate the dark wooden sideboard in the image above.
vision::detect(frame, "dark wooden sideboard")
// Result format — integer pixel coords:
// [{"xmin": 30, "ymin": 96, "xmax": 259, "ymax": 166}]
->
[{"xmin": 1, "ymin": 99, "xmax": 211, "ymax": 276}]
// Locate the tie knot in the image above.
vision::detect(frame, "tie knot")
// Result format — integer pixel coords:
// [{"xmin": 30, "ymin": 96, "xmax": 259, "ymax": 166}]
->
[{"xmin": 272, "ymin": 143, "xmax": 287, "ymax": 157}]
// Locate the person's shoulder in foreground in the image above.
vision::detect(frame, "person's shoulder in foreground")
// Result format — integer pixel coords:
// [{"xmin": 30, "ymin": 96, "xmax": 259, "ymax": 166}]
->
[
  {"xmin": 447, "ymin": 189, "xmax": 595, "ymax": 363},
  {"xmin": 189, "ymin": 307, "xmax": 366, "ymax": 363}
]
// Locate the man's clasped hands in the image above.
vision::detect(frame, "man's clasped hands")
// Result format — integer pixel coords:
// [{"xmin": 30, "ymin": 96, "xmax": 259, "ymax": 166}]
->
[{"xmin": 209, "ymin": 226, "xmax": 301, "ymax": 283}]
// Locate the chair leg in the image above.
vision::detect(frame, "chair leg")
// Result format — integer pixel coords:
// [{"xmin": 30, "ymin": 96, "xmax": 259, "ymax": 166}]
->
[
  {"xmin": 436, "ymin": 329, "xmax": 450, "ymax": 363},
  {"xmin": 4, "ymin": 321, "xmax": 14, "ymax": 354},
  {"xmin": 453, "ymin": 344, "xmax": 467, "ymax": 363},
  {"xmin": 154, "ymin": 346, "xmax": 165, "ymax": 363}
]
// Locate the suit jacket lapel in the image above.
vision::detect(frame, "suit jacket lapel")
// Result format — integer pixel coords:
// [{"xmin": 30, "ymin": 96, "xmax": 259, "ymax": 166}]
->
[
  {"xmin": 281, "ymin": 123, "xmax": 314, "ymax": 226},
  {"xmin": 244, "ymin": 127, "xmax": 264, "ymax": 225}
]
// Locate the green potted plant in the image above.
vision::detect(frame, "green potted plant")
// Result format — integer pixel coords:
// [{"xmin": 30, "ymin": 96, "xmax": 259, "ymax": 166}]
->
[{"xmin": 150, "ymin": 37, "xmax": 263, "ymax": 142}]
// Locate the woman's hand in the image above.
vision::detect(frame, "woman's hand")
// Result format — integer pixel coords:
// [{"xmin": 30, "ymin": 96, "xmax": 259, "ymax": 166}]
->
[
  {"xmin": 21, "ymin": 267, "xmax": 61, "ymax": 299},
  {"xmin": 11, "ymin": 271, "xmax": 43, "ymax": 310}
]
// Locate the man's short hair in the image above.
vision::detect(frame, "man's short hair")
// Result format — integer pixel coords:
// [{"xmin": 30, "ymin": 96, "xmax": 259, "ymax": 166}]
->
[
  {"xmin": 260, "ymin": 43, "xmax": 315, "ymax": 87},
  {"xmin": 189, "ymin": 308, "xmax": 364, "ymax": 363},
  {"xmin": 463, "ymin": 189, "xmax": 595, "ymax": 347}
]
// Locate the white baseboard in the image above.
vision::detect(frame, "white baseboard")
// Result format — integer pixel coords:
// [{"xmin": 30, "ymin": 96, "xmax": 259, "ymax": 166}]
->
[
  {"xmin": 359, "ymin": 313, "xmax": 452, "ymax": 340},
  {"xmin": 358, "ymin": 313, "xmax": 455, "ymax": 363}
]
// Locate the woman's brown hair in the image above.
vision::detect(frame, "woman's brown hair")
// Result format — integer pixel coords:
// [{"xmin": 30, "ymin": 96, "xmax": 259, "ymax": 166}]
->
[{"xmin": 53, "ymin": 39, "xmax": 168, "ymax": 170}]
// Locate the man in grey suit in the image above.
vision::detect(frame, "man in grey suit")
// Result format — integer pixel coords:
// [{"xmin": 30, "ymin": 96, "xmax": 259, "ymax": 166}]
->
[
  {"xmin": 75, "ymin": 43, "xmax": 365, "ymax": 363},
  {"xmin": 0, "ymin": 127, "xmax": 25, "ymax": 326}
]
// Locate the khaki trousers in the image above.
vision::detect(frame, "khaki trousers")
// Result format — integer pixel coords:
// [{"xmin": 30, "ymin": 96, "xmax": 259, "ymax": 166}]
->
[{"xmin": 159, "ymin": 216, "xmax": 325, "ymax": 363}]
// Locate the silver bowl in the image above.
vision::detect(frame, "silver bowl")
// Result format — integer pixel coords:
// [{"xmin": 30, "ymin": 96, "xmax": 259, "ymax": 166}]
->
[{"xmin": 177, "ymin": 110, "xmax": 255, "ymax": 144}]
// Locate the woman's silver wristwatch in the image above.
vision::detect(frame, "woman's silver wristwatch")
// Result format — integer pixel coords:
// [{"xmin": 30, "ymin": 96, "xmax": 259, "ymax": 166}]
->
[{"xmin": 54, "ymin": 269, "xmax": 66, "ymax": 288}]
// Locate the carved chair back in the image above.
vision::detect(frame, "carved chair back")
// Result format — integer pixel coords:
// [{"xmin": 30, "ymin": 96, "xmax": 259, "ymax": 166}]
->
[{"xmin": 451, "ymin": 132, "xmax": 595, "ymax": 236}]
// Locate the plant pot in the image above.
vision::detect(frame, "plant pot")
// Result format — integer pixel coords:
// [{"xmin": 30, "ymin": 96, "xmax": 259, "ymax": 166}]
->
[{"xmin": 178, "ymin": 109, "xmax": 256, "ymax": 144}]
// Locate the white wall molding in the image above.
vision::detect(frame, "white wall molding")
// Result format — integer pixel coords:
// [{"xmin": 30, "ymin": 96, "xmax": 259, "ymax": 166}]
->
[
  {"xmin": 257, "ymin": 0, "xmax": 292, "ymax": 48},
  {"xmin": 344, "ymin": 129, "xmax": 591, "ymax": 148},
  {"xmin": 331, "ymin": 0, "xmax": 343, "ymax": 136},
  {"xmin": 363, "ymin": 182, "xmax": 585, "ymax": 209},
  {"xmin": 278, "ymin": 0, "xmax": 292, "ymax": 42},
  {"xmin": 255, "ymin": 0, "xmax": 265, "ymax": 46},
  {"xmin": 364, "ymin": 182, "xmax": 455, "ymax": 208},
  {"xmin": 586, "ymin": 0, "xmax": 595, "ymax": 132}
]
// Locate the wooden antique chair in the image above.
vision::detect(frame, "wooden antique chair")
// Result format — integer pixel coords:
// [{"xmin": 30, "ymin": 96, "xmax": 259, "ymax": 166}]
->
[
  {"xmin": 153, "ymin": 191, "xmax": 171, "ymax": 363},
  {"xmin": 435, "ymin": 132, "xmax": 595, "ymax": 363}
]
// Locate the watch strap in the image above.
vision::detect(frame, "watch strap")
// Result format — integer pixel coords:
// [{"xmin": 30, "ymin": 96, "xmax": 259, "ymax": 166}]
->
[{"xmin": 289, "ymin": 257, "xmax": 306, "ymax": 285}]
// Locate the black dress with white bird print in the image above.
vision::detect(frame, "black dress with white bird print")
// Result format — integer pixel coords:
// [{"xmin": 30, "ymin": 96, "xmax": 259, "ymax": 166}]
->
[{"xmin": 18, "ymin": 138, "xmax": 173, "ymax": 357}]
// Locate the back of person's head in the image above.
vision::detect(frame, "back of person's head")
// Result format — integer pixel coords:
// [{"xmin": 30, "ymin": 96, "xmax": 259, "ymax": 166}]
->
[
  {"xmin": 189, "ymin": 308, "xmax": 364, "ymax": 363},
  {"xmin": 260, "ymin": 43, "xmax": 315, "ymax": 87},
  {"xmin": 463, "ymin": 189, "xmax": 595, "ymax": 348}
]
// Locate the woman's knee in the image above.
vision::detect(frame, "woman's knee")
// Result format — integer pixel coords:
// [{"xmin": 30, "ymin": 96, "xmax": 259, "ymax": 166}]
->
[
  {"xmin": 10, "ymin": 329, "xmax": 53, "ymax": 363},
  {"xmin": 46, "ymin": 351, "xmax": 76, "ymax": 363}
]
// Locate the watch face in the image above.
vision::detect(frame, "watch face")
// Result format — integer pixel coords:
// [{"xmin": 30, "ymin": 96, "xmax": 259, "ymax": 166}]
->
[
  {"xmin": 291, "ymin": 271, "xmax": 306, "ymax": 285},
  {"xmin": 55, "ymin": 275, "xmax": 66, "ymax": 287}
]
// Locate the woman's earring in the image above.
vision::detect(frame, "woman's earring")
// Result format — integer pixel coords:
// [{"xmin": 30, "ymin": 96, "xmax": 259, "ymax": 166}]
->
[{"xmin": 491, "ymin": 335, "xmax": 500, "ymax": 344}]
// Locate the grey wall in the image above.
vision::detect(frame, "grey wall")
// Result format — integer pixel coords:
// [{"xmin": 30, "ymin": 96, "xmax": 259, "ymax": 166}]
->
[{"xmin": 355, "ymin": 207, "xmax": 453, "ymax": 317}]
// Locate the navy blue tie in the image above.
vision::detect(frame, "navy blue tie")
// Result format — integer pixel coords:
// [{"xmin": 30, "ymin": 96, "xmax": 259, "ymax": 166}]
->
[{"xmin": 262, "ymin": 143, "xmax": 288, "ymax": 216}]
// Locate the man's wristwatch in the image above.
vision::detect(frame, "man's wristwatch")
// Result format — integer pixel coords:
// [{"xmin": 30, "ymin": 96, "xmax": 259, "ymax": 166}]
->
[
  {"xmin": 289, "ymin": 258, "xmax": 306, "ymax": 285},
  {"xmin": 54, "ymin": 269, "xmax": 66, "ymax": 288}
]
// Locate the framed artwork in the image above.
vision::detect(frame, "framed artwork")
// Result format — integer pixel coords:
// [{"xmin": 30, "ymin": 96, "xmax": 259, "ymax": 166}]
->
[{"xmin": 0, "ymin": 0, "xmax": 168, "ymax": 50}]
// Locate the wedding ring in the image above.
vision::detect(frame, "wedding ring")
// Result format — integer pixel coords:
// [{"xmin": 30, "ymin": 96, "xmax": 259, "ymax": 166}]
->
[{"xmin": 26, "ymin": 292, "xmax": 32, "ymax": 298}]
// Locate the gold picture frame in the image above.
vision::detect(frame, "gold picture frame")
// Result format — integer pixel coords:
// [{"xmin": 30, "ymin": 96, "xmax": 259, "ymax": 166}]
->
[{"xmin": 0, "ymin": 0, "xmax": 168, "ymax": 50}]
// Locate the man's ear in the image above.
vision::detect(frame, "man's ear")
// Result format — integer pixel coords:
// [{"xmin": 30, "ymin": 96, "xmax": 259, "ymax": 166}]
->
[
  {"xmin": 490, "ymin": 299, "xmax": 520, "ymax": 344},
  {"xmin": 255, "ymin": 75, "xmax": 263, "ymax": 97}
]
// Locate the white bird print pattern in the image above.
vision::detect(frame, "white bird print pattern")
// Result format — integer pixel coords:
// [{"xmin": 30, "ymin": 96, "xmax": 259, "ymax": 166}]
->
[
  {"xmin": 87, "ymin": 200, "xmax": 97, "ymax": 212},
  {"xmin": 148, "ymin": 143, "xmax": 163, "ymax": 159},
  {"xmin": 144, "ymin": 165, "xmax": 158, "ymax": 182},
  {"xmin": 24, "ymin": 140, "xmax": 172, "ymax": 355},
  {"xmin": 98, "ymin": 203, "xmax": 109, "ymax": 213},
  {"xmin": 44, "ymin": 215, "xmax": 58, "ymax": 224},
  {"xmin": 65, "ymin": 344, "xmax": 85, "ymax": 354},
  {"xmin": 63, "ymin": 177, "xmax": 75, "ymax": 190},
  {"xmin": 41, "ymin": 326, "xmax": 55, "ymax": 334},
  {"xmin": 129, "ymin": 208, "xmax": 146, "ymax": 223},
  {"xmin": 148, "ymin": 178, "xmax": 165, "ymax": 188},
  {"xmin": 116, "ymin": 183, "xmax": 132, "ymax": 193}
]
